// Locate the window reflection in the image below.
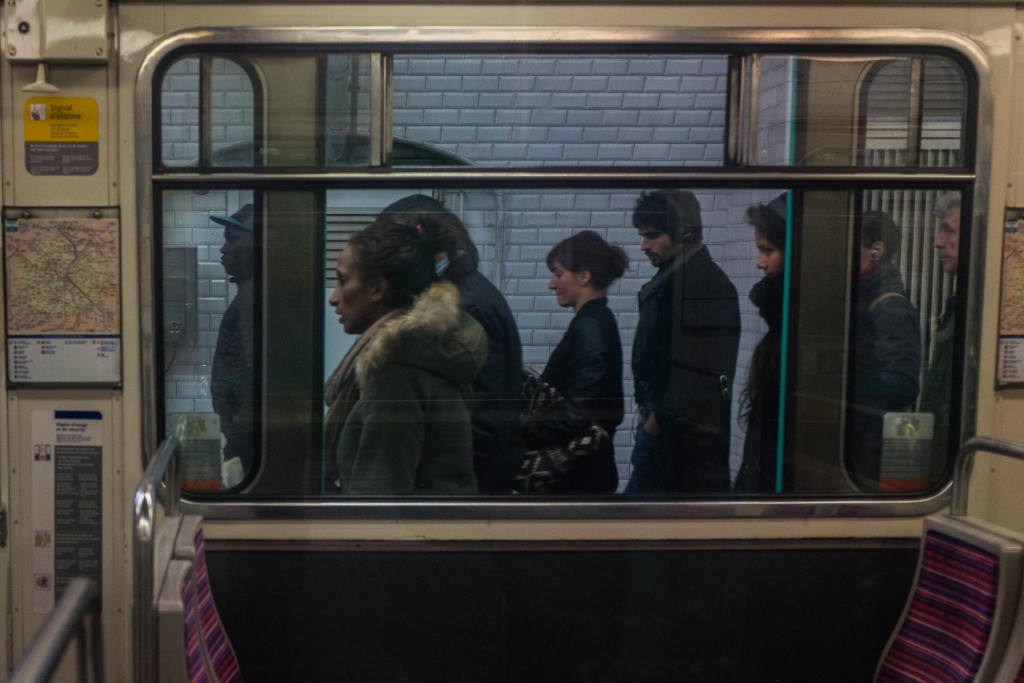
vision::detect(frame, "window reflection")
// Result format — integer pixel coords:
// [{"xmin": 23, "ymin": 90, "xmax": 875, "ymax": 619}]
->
[
  {"xmin": 160, "ymin": 187, "xmax": 963, "ymax": 496},
  {"xmin": 154, "ymin": 48, "xmax": 971, "ymax": 498}
]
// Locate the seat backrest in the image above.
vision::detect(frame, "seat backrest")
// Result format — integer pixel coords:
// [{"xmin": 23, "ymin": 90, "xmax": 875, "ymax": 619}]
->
[
  {"xmin": 875, "ymin": 514, "xmax": 1024, "ymax": 683},
  {"xmin": 157, "ymin": 559, "xmax": 214, "ymax": 683},
  {"xmin": 154, "ymin": 514, "xmax": 184, "ymax": 601},
  {"xmin": 174, "ymin": 515, "xmax": 243, "ymax": 683},
  {"xmin": 991, "ymin": 525, "xmax": 1024, "ymax": 683}
]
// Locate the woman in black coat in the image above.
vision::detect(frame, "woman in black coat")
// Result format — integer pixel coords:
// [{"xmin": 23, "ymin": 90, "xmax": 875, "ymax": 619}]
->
[
  {"xmin": 541, "ymin": 230, "xmax": 629, "ymax": 493},
  {"xmin": 735, "ymin": 194, "xmax": 789, "ymax": 493}
]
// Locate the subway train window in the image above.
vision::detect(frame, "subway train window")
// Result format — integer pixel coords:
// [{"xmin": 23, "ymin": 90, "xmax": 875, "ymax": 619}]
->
[{"xmin": 148, "ymin": 40, "xmax": 975, "ymax": 504}]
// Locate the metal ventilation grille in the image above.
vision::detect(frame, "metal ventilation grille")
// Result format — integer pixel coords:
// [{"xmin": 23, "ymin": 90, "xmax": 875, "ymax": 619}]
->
[
  {"xmin": 862, "ymin": 148, "xmax": 957, "ymax": 380},
  {"xmin": 323, "ymin": 208, "xmax": 379, "ymax": 282}
]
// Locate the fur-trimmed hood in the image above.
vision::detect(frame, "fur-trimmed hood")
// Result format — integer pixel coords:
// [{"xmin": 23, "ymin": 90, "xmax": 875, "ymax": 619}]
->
[{"xmin": 355, "ymin": 280, "xmax": 487, "ymax": 388}]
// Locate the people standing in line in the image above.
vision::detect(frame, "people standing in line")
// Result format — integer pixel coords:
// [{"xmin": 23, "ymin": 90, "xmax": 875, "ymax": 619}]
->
[
  {"xmin": 847, "ymin": 210, "xmax": 921, "ymax": 490},
  {"xmin": 380, "ymin": 194, "xmax": 524, "ymax": 494},
  {"xmin": 920, "ymin": 193, "xmax": 961, "ymax": 483},
  {"xmin": 211, "ymin": 203, "xmax": 256, "ymax": 476},
  {"xmin": 326, "ymin": 215, "xmax": 487, "ymax": 494},
  {"xmin": 625, "ymin": 190, "xmax": 741, "ymax": 494},
  {"xmin": 539, "ymin": 230, "xmax": 628, "ymax": 493},
  {"xmin": 734, "ymin": 194, "xmax": 789, "ymax": 494}
]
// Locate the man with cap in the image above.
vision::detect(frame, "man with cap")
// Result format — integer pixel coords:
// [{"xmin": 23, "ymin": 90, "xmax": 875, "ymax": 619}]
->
[
  {"xmin": 211, "ymin": 203, "xmax": 256, "ymax": 475},
  {"xmin": 626, "ymin": 190, "xmax": 740, "ymax": 493}
]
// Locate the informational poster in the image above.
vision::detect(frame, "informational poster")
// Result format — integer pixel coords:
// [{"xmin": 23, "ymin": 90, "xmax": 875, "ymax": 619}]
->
[
  {"xmin": 23, "ymin": 97, "xmax": 99, "ymax": 176},
  {"xmin": 880, "ymin": 412, "xmax": 935, "ymax": 492},
  {"xmin": 4, "ymin": 216, "xmax": 121, "ymax": 383},
  {"xmin": 168, "ymin": 413, "xmax": 223, "ymax": 491},
  {"xmin": 31, "ymin": 410, "xmax": 103, "ymax": 614},
  {"xmin": 998, "ymin": 212, "xmax": 1024, "ymax": 385}
]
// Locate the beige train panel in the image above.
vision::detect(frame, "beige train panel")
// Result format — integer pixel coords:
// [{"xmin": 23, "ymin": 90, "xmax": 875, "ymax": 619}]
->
[{"xmin": 6, "ymin": 391, "xmax": 128, "ymax": 682}]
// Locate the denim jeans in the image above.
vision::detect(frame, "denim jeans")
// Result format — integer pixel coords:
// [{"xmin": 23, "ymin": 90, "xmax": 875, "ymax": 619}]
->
[{"xmin": 625, "ymin": 421, "xmax": 661, "ymax": 493}]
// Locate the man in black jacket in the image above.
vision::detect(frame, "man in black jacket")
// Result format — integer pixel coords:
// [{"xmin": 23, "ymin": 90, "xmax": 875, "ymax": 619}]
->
[
  {"xmin": 382, "ymin": 195, "xmax": 524, "ymax": 493},
  {"xmin": 211, "ymin": 204, "xmax": 256, "ymax": 474},
  {"xmin": 625, "ymin": 190, "xmax": 740, "ymax": 493}
]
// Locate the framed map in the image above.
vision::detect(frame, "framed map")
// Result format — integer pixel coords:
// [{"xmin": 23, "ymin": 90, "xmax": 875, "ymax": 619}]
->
[
  {"xmin": 998, "ymin": 210, "xmax": 1024, "ymax": 385},
  {"xmin": 4, "ymin": 216, "xmax": 121, "ymax": 384}
]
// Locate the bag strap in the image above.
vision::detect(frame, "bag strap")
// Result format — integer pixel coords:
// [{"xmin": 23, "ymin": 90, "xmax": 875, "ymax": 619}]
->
[{"xmin": 868, "ymin": 291, "xmax": 905, "ymax": 312}]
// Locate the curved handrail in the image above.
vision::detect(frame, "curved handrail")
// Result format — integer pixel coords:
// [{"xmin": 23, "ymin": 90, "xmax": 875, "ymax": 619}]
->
[
  {"xmin": 9, "ymin": 577, "xmax": 103, "ymax": 683},
  {"xmin": 952, "ymin": 435, "xmax": 1024, "ymax": 517},
  {"xmin": 132, "ymin": 437, "xmax": 181, "ymax": 683}
]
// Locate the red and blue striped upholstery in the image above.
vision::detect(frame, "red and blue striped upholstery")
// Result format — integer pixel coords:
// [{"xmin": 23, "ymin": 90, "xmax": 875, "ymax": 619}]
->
[
  {"xmin": 192, "ymin": 527, "xmax": 243, "ymax": 683},
  {"xmin": 181, "ymin": 572, "xmax": 209, "ymax": 683},
  {"xmin": 877, "ymin": 529, "xmax": 1000, "ymax": 682}
]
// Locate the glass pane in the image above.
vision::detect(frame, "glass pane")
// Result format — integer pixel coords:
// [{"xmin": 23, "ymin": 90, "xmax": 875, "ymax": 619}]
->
[
  {"xmin": 159, "ymin": 57, "xmax": 257, "ymax": 167},
  {"xmin": 790, "ymin": 189, "xmax": 960, "ymax": 493},
  {"xmin": 161, "ymin": 189, "xmax": 257, "ymax": 490},
  {"xmin": 158, "ymin": 185, "xmax": 962, "ymax": 497},
  {"xmin": 160, "ymin": 53, "xmax": 375, "ymax": 168},
  {"xmin": 160, "ymin": 57, "xmax": 200, "ymax": 166},
  {"xmin": 324, "ymin": 55, "xmax": 375, "ymax": 166},
  {"xmin": 752, "ymin": 54, "xmax": 967, "ymax": 167},
  {"xmin": 752, "ymin": 56, "xmax": 797, "ymax": 165},
  {"xmin": 392, "ymin": 54, "xmax": 728, "ymax": 167}
]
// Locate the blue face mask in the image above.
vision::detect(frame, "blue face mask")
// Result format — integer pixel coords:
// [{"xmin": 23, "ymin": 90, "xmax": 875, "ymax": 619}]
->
[{"xmin": 435, "ymin": 257, "xmax": 450, "ymax": 276}]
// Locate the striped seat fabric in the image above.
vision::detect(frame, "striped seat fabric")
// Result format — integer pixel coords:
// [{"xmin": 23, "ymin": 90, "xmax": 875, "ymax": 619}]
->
[
  {"xmin": 182, "ymin": 572, "xmax": 210, "ymax": 683},
  {"xmin": 192, "ymin": 526, "xmax": 243, "ymax": 683},
  {"xmin": 876, "ymin": 529, "xmax": 999, "ymax": 683}
]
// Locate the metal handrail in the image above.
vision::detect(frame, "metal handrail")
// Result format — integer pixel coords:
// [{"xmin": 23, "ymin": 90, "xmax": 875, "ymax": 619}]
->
[
  {"xmin": 9, "ymin": 577, "xmax": 103, "ymax": 683},
  {"xmin": 132, "ymin": 437, "xmax": 181, "ymax": 683},
  {"xmin": 952, "ymin": 435, "xmax": 1024, "ymax": 517}
]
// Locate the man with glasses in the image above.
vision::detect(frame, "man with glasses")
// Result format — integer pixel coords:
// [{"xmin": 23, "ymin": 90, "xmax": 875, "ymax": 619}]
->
[
  {"xmin": 920, "ymin": 193, "xmax": 961, "ymax": 482},
  {"xmin": 626, "ymin": 190, "xmax": 740, "ymax": 493}
]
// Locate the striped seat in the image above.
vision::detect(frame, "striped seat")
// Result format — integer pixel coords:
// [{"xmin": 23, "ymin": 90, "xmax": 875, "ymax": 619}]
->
[
  {"xmin": 991, "ymin": 523, "xmax": 1024, "ymax": 682},
  {"xmin": 157, "ymin": 560, "xmax": 214, "ymax": 683},
  {"xmin": 174, "ymin": 515, "xmax": 242, "ymax": 683},
  {"xmin": 876, "ymin": 515, "xmax": 1023, "ymax": 683}
]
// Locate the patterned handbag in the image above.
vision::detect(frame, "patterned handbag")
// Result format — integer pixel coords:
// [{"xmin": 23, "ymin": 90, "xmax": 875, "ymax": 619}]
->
[{"xmin": 513, "ymin": 370, "xmax": 609, "ymax": 493}]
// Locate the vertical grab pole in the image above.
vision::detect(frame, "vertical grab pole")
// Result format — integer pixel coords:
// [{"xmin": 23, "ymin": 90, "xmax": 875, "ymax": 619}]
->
[{"xmin": 132, "ymin": 437, "xmax": 181, "ymax": 683}]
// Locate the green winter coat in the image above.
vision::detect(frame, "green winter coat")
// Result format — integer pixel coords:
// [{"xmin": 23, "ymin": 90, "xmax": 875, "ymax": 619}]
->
[{"xmin": 337, "ymin": 281, "xmax": 488, "ymax": 494}]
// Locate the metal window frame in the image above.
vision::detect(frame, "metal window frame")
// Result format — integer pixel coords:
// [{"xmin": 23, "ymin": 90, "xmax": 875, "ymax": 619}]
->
[{"xmin": 136, "ymin": 27, "xmax": 992, "ymax": 520}]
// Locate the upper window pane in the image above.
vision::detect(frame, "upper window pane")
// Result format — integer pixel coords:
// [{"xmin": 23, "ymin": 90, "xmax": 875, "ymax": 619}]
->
[
  {"xmin": 392, "ymin": 54, "xmax": 728, "ymax": 167},
  {"xmin": 751, "ymin": 54, "xmax": 967, "ymax": 167},
  {"xmin": 160, "ymin": 57, "xmax": 257, "ymax": 167}
]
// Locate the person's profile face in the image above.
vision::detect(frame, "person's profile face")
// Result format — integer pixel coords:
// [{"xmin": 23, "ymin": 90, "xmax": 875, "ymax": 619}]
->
[
  {"xmin": 754, "ymin": 230, "xmax": 785, "ymax": 277},
  {"xmin": 933, "ymin": 206, "xmax": 960, "ymax": 274},
  {"xmin": 638, "ymin": 227, "xmax": 679, "ymax": 268},
  {"xmin": 547, "ymin": 259, "xmax": 589, "ymax": 311},
  {"xmin": 219, "ymin": 227, "xmax": 253, "ymax": 278},
  {"xmin": 328, "ymin": 247, "xmax": 380, "ymax": 335}
]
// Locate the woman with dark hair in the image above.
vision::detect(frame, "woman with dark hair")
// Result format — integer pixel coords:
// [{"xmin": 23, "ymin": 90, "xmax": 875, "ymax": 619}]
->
[
  {"xmin": 325, "ymin": 214, "xmax": 487, "ymax": 494},
  {"xmin": 735, "ymin": 194, "xmax": 789, "ymax": 493},
  {"xmin": 848, "ymin": 210, "xmax": 921, "ymax": 490},
  {"xmin": 538, "ymin": 230, "xmax": 629, "ymax": 493},
  {"xmin": 379, "ymin": 195, "xmax": 525, "ymax": 494}
]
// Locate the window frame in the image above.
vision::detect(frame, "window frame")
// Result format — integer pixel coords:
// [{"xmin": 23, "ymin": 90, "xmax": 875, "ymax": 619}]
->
[{"xmin": 137, "ymin": 26, "xmax": 991, "ymax": 519}]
